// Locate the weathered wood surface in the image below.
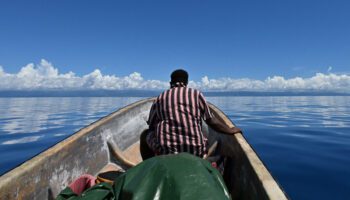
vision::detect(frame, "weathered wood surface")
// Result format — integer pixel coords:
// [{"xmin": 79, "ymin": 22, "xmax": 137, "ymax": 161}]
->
[{"xmin": 0, "ymin": 98, "xmax": 288, "ymax": 200}]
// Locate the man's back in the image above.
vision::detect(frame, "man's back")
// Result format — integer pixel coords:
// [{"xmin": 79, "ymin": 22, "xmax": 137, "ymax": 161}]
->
[{"xmin": 147, "ymin": 85, "xmax": 212, "ymax": 157}]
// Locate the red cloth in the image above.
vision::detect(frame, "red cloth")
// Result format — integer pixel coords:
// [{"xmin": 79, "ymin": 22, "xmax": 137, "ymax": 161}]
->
[{"xmin": 68, "ymin": 174, "xmax": 96, "ymax": 195}]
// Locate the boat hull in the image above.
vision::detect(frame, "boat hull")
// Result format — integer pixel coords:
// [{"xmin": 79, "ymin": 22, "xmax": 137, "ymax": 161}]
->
[{"xmin": 0, "ymin": 98, "xmax": 287, "ymax": 200}]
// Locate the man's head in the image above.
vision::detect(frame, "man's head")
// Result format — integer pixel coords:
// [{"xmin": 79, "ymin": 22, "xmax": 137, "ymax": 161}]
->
[{"xmin": 170, "ymin": 69, "xmax": 188, "ymax": 87}]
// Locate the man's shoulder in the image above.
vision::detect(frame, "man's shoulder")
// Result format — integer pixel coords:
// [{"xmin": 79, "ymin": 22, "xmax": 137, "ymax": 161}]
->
[
  {"xmin": 154, "ymin": 89, "xmax": 171, "ymax": 101},
  {"xmin": 159, "ymin": 88, "xmax": 172, "ymax": 96},
  {"xmin": 189, "ymin": 87, "xmax": 201, "ymax": 93},
  {"xmin": 187, "ymin": 88, "xmax": 204, "ymax": 96},
  {"xmin": 155, "ymin": 87, "xmax": 204, "ymax": 98}
]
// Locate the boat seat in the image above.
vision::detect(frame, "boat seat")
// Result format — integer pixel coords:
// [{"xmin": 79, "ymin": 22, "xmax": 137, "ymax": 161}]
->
[
  {"xmin": 204, "ymin": 140, "xmax": 218, "ymax": 160},
  {"xmin": 107, "ymin": 141, "xmax": 137, "ymax": 168},
  {"xmin": 98, "ymin": 163, "xmax": 123, "ymax": 174},
  {"xmin": 123, "ymin": 141, "xmax": 143, "ymax": 165}
]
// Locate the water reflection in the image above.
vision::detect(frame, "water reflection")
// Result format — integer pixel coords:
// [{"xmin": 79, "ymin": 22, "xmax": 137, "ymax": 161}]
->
[
  {"xmin": 2, "ymin": 135, "xmax": 43, "ymax": 145},
  {"xmin": 207, "ymin": 96, "xmax": 350, "ymax": 128},
  {"xmin": 0, "ymin": 97, "xmax": 143, "ymax": 136}
]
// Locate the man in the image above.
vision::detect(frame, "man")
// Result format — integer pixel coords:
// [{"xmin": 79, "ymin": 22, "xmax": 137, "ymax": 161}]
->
[{"xmin": 140, "ymin": 69, "xmax": 241, "ymax": 160}]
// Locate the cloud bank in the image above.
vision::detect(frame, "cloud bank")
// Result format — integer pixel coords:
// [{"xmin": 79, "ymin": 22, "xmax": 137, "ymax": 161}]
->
[
  {"xmin": 0, "ymin": 60, "xmax": 167, "ymax": 90},
  {"xmin": 0, "ymin": 59, "xmax": 349, "ymax": 92}
]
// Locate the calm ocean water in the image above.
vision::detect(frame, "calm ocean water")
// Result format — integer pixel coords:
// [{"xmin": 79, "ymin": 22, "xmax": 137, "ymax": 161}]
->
[{"xmin": 0, "ymin": 96, "xmax": 349, "ymax": 199}]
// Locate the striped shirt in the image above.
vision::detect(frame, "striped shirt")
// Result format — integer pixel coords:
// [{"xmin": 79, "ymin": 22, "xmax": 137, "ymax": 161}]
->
[{"xmin": 146, "ymin": 85, "xmax": 213, "ymax": 158}]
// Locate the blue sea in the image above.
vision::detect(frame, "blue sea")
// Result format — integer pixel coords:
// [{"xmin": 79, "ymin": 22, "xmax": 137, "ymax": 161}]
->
[{"xmin": 0, "ymin": 96, "xmax": 349, "ymax": 200}]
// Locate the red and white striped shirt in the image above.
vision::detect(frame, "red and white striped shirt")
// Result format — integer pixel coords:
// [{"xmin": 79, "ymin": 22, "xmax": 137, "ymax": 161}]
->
[{"xmin": 146, "ymin": 85, "xmax": 213, "ymax": 157}]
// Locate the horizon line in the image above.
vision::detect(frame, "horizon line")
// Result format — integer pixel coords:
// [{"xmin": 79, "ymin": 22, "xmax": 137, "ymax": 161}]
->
[{"xmin": 0, "ymin": 90, "xmax": 349, "ymax": 98}]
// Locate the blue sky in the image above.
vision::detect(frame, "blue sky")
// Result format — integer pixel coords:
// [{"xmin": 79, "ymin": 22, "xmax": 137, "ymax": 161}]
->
[{"xmin": 0, "ymin": 0, "xmax": 349, "ymax": 91}]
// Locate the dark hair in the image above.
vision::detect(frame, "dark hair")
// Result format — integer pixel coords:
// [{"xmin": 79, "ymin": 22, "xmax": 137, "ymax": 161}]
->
[{"xmin": 170, "ymin": 69, "xmax": 188, "ymax": 85}]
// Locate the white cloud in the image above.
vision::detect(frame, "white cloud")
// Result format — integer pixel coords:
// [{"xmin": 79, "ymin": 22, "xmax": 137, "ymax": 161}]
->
[
  {"xmin": 327, "ymin": 66, "xmax": 332, "ymax": 72},
  {"xmin": 0, "ymin": 66, "xmax": 4, "ymax": 76},
  {"xmin": 0, "ymin": 59, "xmax": 349, "ymax": 92},
  {"xmin": 0, "ymin": 59, "xmax": 168, "ymax": 90},
  {"xmin": 194, "ymin": 73, "xmax": 350, "ymax": 92}
]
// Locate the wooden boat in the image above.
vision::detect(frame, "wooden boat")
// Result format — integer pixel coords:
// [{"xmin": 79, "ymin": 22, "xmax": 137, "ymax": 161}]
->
[{"xmin": 0, "ymin": 98, "xmax": 288, "ymax": 200}]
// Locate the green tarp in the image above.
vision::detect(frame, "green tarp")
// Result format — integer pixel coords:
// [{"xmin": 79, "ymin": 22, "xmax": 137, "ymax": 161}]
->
[{"xmin": 57, "ymin": 153, "xmax": 231, "ymax": 200}]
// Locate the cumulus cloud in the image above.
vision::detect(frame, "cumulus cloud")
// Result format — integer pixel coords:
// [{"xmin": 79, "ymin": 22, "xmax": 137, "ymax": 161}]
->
[
  {"xmin": 193, "ymin": 74, "xmax": 350, "ymax": 92},
  {"xmin": 0, "ymin": 59, "xmax": 168, "ymax": 90},
  {"xmin": 0, "ymin": 59, "xmax": 349, "ymax": 92},
  {"xmin": 327, "ymin": 66, "xmax": 332, "ymax": 72}
]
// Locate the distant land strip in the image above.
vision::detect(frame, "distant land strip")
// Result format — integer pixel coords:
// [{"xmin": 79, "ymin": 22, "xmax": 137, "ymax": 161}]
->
[{"xmin": 0, "ymin": 90, "xmax": 349, "ymax": 97}]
